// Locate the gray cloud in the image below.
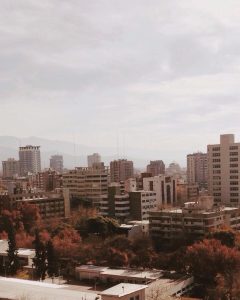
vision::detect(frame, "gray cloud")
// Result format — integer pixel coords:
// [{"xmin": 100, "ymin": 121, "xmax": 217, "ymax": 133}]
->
[{"xmin": 0, "ymin": 0, "xmax": 240, "ymax": 165}]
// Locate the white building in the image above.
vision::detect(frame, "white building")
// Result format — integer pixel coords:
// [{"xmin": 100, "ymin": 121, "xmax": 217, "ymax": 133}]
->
[{"xmin": 143, "ymin": 175, "xmax": 177, "ymax": 207}]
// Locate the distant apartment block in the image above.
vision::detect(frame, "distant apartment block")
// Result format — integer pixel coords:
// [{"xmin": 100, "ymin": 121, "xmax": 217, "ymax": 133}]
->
[
  {"xmin": 149, "ymin": 196, "xmax": 240, "ymax": 243},
  {"xmin": 177, "ymin": 182, "xmax": 199, "ymax": 205},
  {"xmin": 87, "ymin": 153, "xmax": 101, "ymax": 167},
  {"xmin": 34, "ymin": 169, "xmax": 62, "ymax": 192},
  {"xmin": 50, "ymin": 155, "xmax": 63, "ymax": 173},
  {"xmin": 62, "ymin": 163, "xmax": 109, "ymax": 205},
  {"xmin": 2, "ymin": 158, "xmax": 20, "ymax": 178},
  {"xmin": 187, "ymin": 152, "xmax": 208, "ymax": 188},
  {"xmin": 146, "ymin": 160, "xmax": 165, "ymax": 176},
  {"xmin": 19, "ymin": 145, "xmax": 41, "ymax": 176},
  {"xmin": 208, "ymin": 134, "xmax": 240, "ymax": 206},
  {"xmin": 143, "ymin": 175, "xmax": 177, "ymax": 207},
  {"xmin": 124, "ymin": 178, "xmax": 137, "ymax": 193},
  {"xmin": 110, "ymin": 159, "xmax": 134, "ymax": 183}
]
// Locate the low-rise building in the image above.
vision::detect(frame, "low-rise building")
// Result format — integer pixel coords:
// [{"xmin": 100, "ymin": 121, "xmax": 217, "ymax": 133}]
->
[
  {"xmin": 0, "ymin": 189, "xmax": 70, "ymax": 219},
  {"xmin": 149, "ymin": 196, "xmax": 240, "ymax": 243}
]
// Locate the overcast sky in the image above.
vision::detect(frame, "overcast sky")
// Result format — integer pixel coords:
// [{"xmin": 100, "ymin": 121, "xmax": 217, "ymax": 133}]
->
[{"xmin": 0, "ymin": 0, "xmax": 240, "ymax": 164}]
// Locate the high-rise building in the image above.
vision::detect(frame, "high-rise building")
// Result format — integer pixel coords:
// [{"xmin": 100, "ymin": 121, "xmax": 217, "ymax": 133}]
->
[
  {"xmin": 19, "ymin": 146, "xmax": 41, "ymax": 176},
  {"xmin": 62, "ymin": 163, "xmax": 109, "ymax": 206},
  {"xmin": 143, "ymin": 175, "xmax": 177, "ymax": 207},
  {"xmin": 208, "ymin": 134, "xmax": 240, "ymax": 206},
  {"xmin": 110, "ymin": 159, "xmax": 134, "ymax": 183},
  {"xmin": 50, "ymin": 155, "xmax": 63, "ymax": 173},
  {"xmin": 87, "ymin": 153, "xmax": 101, "ymax": 167},
  {"xmin": 2, "ymin": 158, "xmax": 20, "ymax": 178},
  {"xmin": 187, "ymin": 152, "xmax": 208, "ymax": 188},
  {"xmin": 146, "ymin": 160, "xmax": 165, "ymax": 176}
]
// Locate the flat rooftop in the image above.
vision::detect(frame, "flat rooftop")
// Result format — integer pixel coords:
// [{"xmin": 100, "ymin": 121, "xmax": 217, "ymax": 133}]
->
[
  {"xmin": 77, "ymin": 265, "xmax": 162, "ymax": 281},
  {"xmin": 0, "ymin": 277, "xmax": 98, "ymax": 300},
  {"xmin": 101, "ymin": 283, "xmax": 147, "ymax": 297}
]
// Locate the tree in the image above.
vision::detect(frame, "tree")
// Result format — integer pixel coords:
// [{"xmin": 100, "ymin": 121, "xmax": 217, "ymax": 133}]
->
[
  {"xmin": 33, "ymin": 229, "xmax": 47, "ymax": 281},
  {"xmin": 7, "ymin": 222, "xmax": 19, "ymax": 275},
  {"xmin": 185, "ymin": 239, "xmax": 240, "ymax": 287},
  {"xmin": 46, "ymin": 240, "xmax": 58, "ymax": 278},
  {"xmin": 208, "ymin": 228, "xmax": 236, "ymax": 248}
]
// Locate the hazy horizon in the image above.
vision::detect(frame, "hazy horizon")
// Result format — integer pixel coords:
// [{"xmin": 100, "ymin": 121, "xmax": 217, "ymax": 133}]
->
[{"xmin": 1, "ymin": 1, "xmax": 240, "ymax": 162}]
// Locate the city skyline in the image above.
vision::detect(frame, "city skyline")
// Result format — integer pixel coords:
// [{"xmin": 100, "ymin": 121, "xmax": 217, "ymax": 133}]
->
[{"xmin": 0, "ymin": 1, "xmax": 240, "ymax": 160}]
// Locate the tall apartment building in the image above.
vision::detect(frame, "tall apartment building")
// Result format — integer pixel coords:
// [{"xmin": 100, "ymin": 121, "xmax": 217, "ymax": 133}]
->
[
  {"xmin": 143, "ymin": 175, "xmax": 177, "ymax": 207},
  {"xmin": 87, "ymin": 153, "xmax": 101, "ymax": 167},
  {"xmin": 187, "ymin": 152, "xmax": 208, "ymax": 188},
  {"xmin": 2, "ymin": 158, "xmax": 20, "ymax": 178},
  {"xmin": 110, "ymin": 159, "xmax": 134, "ymax": 183},
  {"xmin": 149, "ymin": 196, "xmax": 240, "ymax": 244},
  {"xmin": 62, "ymin": 163, "xmax": 109, "ymax": 205},
  {"xmin": 146, "ymin": 160, "xmax": 165, "ymax": 176},
  {"xmin": 19, "ymin": 146, "xmax": 41, "ymax": 176},
  {"xmin": 208, "ymin": 134, "xmax": 240, "ymax": 206},
  {"xmin": 35, "ymin": 169, "xmax": 62, "ymax": 192},
  {"xmin": 50, "ymin": 155, "xmax": 63, "ymax": 173}
]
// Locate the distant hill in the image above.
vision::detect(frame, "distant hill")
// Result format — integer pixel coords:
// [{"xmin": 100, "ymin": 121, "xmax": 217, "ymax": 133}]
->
[{"xmin": 0, "ymin": 136, "xmax": 148, "ymax": 170}]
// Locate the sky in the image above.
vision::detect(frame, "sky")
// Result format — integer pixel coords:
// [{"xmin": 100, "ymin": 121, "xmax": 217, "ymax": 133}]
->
[{"xmin": 0, "ymin": 0, "xmax": 240, "ymax": 164}]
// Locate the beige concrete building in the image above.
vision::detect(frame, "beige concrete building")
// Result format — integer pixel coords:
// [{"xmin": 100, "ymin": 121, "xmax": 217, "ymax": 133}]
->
[
  {"xmin": 208, "ymin": 134, "xmax": 240, "ymax": 206},
  {"xmin": 110, "ymin": 159, "xmax": 134, "ymax": 183},
  {"xmin": 87, "ymin": 153, "xmax": 101, "ymax": 167},
  {"xmin": 146, "ymin": 160, "xmax": 165, "ymax": 176},
  {"xmin": 63, "ymin": 163, "xmax": 109, "ymax": 205},
  {"xmin": 187, "ymin": 152, "xmax": 208, "ymax": 188},
  {"xmin": 2, "ymin": 158, "xmax": 20, "ymax": 178},
  {"xmin": 0, "ymin": 189, "xmax": 70, "ymax": 219},
  {"xmin": 143, "ymin": 175, "xmax": 177, "ymax": 207},
  {"xmin": 149, "ymin": 196, "xmax": 240, "ymax": 243},
  {"xmin": 19, "ymin": 145, "xmax": 41, "ymax": 176},
  {"xmin": 50, "ymin": 155, "xmax": 63, "ymax": 173}
]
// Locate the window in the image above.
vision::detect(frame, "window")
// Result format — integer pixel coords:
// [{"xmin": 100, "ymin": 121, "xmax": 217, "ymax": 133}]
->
[
  {"xmin": 135, "ymin": 296, "xmax": 140, "ymax": 300},
  {"xmin": 230, "ymin": 146, "xmax": 238, "ymax": 150},
  {"xmin": 230, "ymin": 158, "xmax": 238, "ymax": 162},
  {"xmin": 213, "ymin": 147, "xmax": 220, "ymax": 151},
  {"xmin": 213, "ymin": 159, "xmax": 221, "ymax": 162}
]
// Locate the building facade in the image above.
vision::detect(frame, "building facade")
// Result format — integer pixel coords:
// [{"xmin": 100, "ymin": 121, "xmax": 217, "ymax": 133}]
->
[
  {"xmin": 146, "ymin": 160, "xmax": 165, "ymax": 176},
  {"xmin": 87, "ymin": 153, "xmax": 101, "ymax": 167},
  {"xmin": 187, "ymin": 152, "xmax": 208, "ymax": 188},
  {"xmin": 143, "ymin": 175, "xmax": 177, "ymax": 207},
  {"xmin": 50, "ymin": 155, "xmax": 63, "ymax": 173},
  {"xmin": 110, "ymin": 159, "xmax": 134, "ymax": 183},
  {"xmin": 0, "ymin": 189, "xmax": 70, "ymax": 219},
  {"xmin": 208, "ymin": 134, "xmax": 240, "ymax": 206},
  {"xmin": 62, "ymin": 163, "xmax": 109, "ymax": 205},
  {"xmin": 19, "ymin": 145, "xmax": 41, "ymax": 176},
  {"xmin": 149, "ymin": 196, "xmax": 240, "ymax": 243},
  {"xmin": 129, "ymin": 191, "xmax": 157, "ymax": 221},
  {"xmin": 2, "ymin": 158, "xmax": 20, "ymax": 178}
]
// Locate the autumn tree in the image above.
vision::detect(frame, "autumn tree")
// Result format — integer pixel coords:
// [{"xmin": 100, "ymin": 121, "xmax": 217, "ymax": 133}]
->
[{"xmin": 185, "ymin": 239, "xmax": 240, "ymax": 288}]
